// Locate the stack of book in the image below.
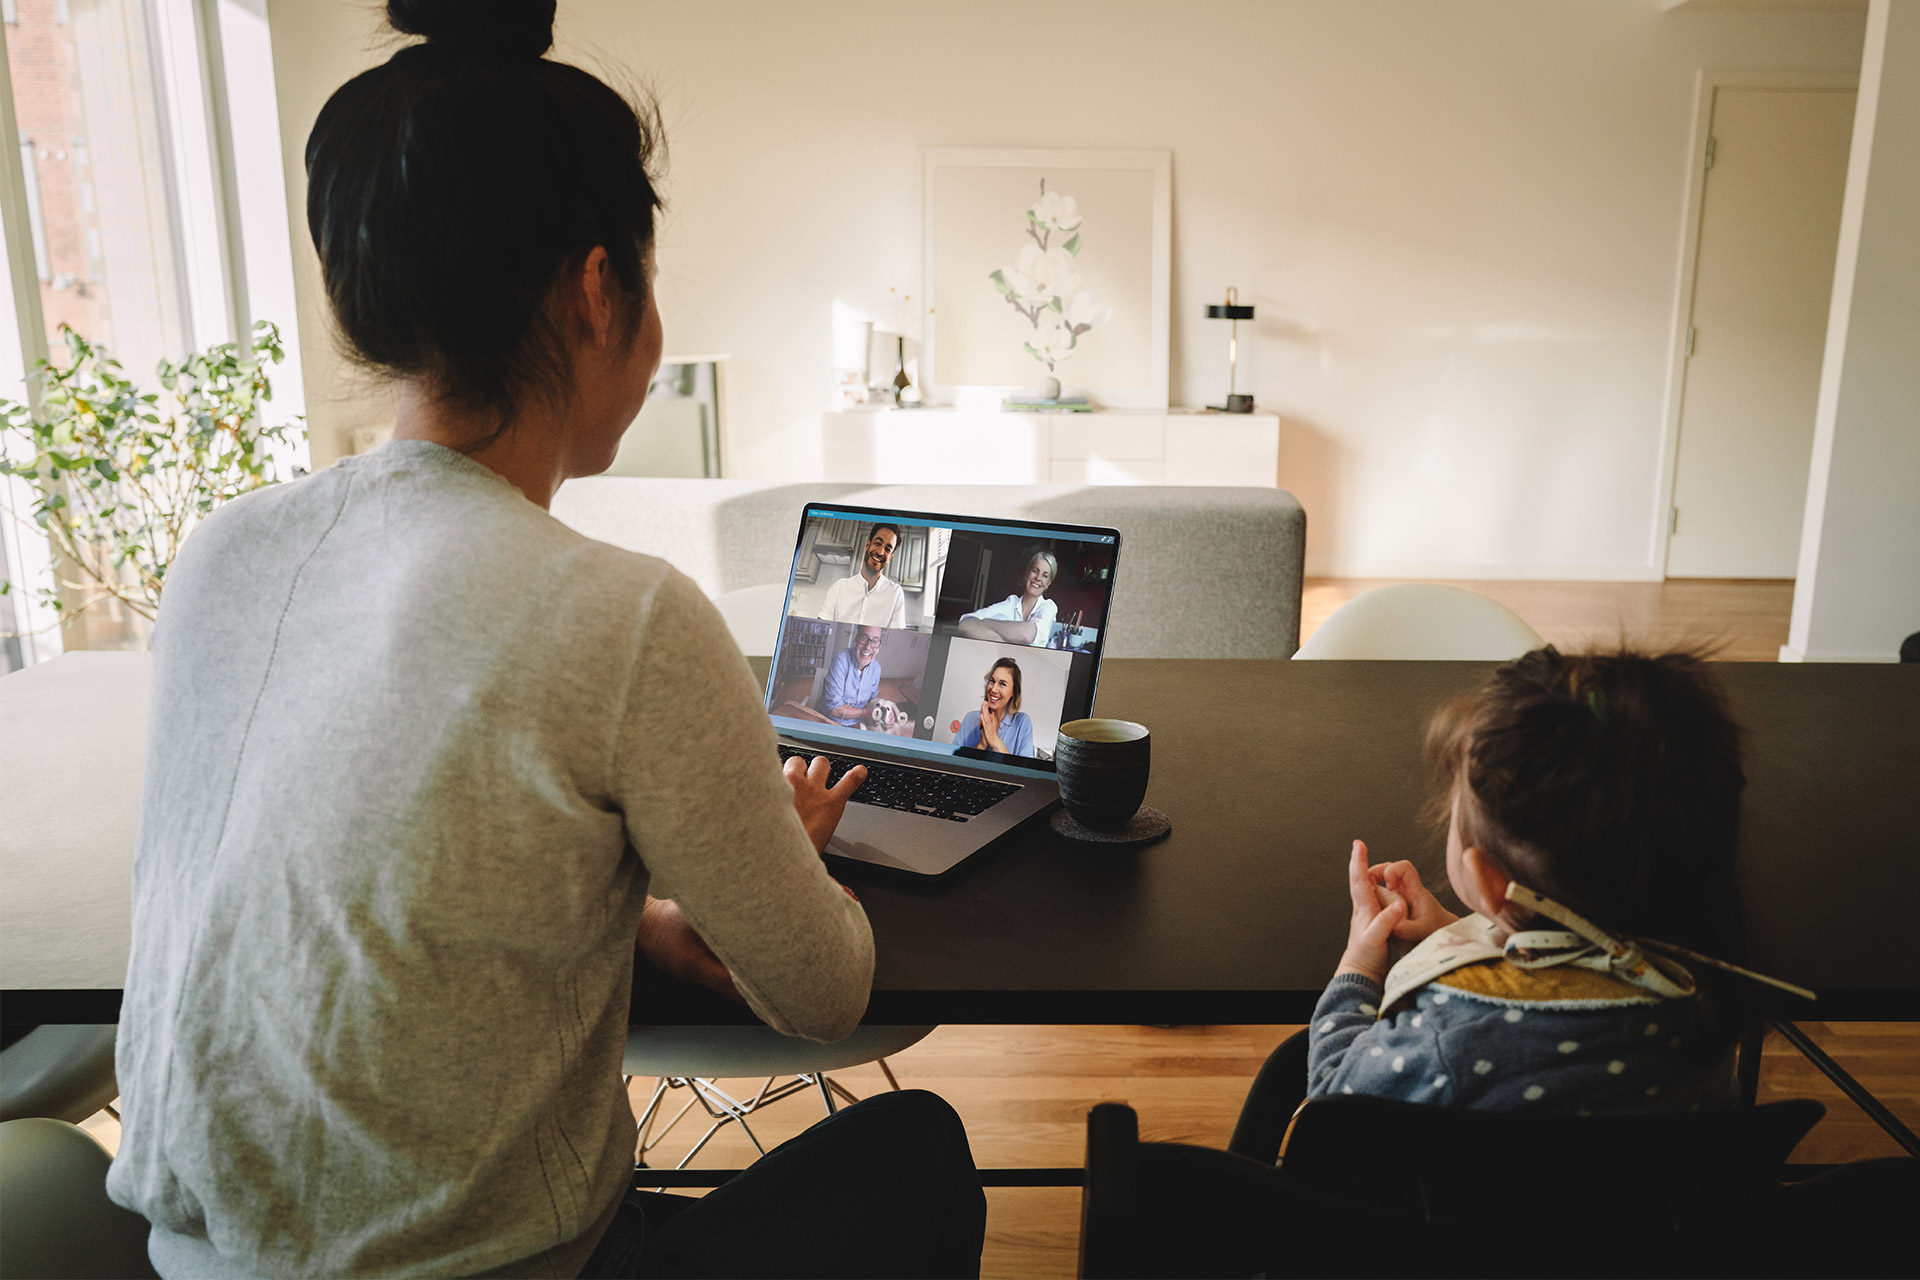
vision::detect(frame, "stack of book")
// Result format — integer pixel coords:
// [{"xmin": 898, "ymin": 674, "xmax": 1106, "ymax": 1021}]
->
[{"xmin": 1003, "ymin": 395, "xmax": 1092, "ymax": 413}]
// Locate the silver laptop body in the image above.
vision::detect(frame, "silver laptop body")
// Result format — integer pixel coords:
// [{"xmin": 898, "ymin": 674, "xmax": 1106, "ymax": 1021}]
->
[{"xmin": 765, "ymin": 502, "xmax": 1122, "ymax": 879}]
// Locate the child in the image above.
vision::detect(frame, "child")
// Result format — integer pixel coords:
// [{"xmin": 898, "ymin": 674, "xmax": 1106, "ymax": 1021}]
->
[{"xmin": 1306, "ymin": 647, "xmax": 1755, "ymax": 1114}]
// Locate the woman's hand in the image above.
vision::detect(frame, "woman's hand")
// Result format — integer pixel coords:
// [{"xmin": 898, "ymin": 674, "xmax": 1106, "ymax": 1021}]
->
[
  {"xmin": 1373, "ymin": 858, "xmax": 1459, "ymax": 945},
  {"xmin": 977, "ymin": 701, "xmax": 1006, "ymax": 752},
  {"xmin": 637, "ymin": 897, "xmax": 742, "ymax": 1002},
  {"xmin": 1334, "ymin": 839, "xmax": 1404, "ymax": 985},
  {"xmin": 784, "ymin": 753, "xmax": 867, "ymax": 853}
]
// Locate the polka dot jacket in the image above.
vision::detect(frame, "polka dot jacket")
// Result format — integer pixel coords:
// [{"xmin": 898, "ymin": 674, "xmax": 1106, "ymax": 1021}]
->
[{"xmin": 1307, "ymin": 964, "xmax": 1740, "ymax": 1114}]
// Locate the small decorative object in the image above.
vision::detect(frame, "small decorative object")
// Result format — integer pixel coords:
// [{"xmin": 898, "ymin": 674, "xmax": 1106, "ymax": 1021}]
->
[
  {"xmin": 923, "ymin": 149, "xmax": 1171, "ymax": 408},
  {"xmin": 0, "ymin": 322, "xmax": 298, "ymax": 627},
  {"xmin": 1051, "ymin": 717, "xmax": 1171, "ymax": 846},
  {"xmin": 892, "ymin": 334, "xmax": 922, "ymax": 406},
  {"xmin": 1206, "ymin": 287, "xmax": 1256, "ymax": 413}
]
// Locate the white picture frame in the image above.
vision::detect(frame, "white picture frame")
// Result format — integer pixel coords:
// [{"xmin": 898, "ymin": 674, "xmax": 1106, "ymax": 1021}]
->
[{"xmin": 922, "ymin": 149, "xmax": 1171, "ymax": 410}]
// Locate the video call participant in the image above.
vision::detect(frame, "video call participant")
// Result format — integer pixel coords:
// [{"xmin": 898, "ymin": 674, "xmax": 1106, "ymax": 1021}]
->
[
  {"xmin": 822, "ymin": 626, "xmax": 885, "ymax": 726},
  {"xmin": 819, "ymin": 523, "xmax": 908, "ymax": 628},
  {"xmin": 955, "ymin": 657, "xmax": 1035, "ymax": 757},
  {"xmin": 955, "ymin": 546, "xmax": 1082, "ymax": 648}
]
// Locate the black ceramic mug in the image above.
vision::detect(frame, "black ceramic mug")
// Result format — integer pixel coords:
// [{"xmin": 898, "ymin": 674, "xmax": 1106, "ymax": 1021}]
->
[{"xmin": 1054, "ymin": 719, "xmax": 1150, "ymax": 830}]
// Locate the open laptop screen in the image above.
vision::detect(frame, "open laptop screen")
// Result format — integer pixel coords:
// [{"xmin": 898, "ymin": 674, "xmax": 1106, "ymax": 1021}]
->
[{"xmin": 765, "ymin": 503, "xmax": 1121, "ymax": 777}]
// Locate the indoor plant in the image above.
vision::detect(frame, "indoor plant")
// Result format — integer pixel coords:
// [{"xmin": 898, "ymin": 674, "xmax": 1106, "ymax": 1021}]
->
[{"xmin": 0, "ymin": 321, "xmax": 298, "ymax": 629}]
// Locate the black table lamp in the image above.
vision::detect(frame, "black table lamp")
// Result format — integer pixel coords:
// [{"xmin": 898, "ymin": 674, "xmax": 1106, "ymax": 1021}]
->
[{"xmin": 1206, "ymin": 287, "xmax": 1256, "ymax": 413}]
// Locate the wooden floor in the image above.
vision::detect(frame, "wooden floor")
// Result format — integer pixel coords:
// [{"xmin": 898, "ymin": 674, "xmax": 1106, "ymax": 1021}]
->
[
  {"xmin": 74, "ymin": 577, "xmax": 1913, "ymax": 1279},
  {"xmin": 1302, "ymin": 576, "xmax": 1796, "ymax": 662},
  {"xmin": 633, "ymin": 1019, "xmax": 1920, "ymax": 1278}
]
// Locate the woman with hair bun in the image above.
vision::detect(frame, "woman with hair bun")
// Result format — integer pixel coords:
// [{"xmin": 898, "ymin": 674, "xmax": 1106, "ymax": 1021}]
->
[{"xmin": 104, "ymin": 4, "xmax": 983, "ymax": 1276}]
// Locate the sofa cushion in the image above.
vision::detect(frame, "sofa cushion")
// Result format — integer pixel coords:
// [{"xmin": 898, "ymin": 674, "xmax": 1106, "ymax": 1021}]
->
[{"xmin": 551, "ymin": 480, "xmax": 1304, "ymax": 658}]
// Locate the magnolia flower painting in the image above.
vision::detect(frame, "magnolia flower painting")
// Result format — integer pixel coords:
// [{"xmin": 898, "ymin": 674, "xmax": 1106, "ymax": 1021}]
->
[
  {"xmin": 988, "ymin": 181, "xmax": 1115, "ymax": 375},
  {"xmin": 924, "ymin": 149, "xmax": 1166, "ymax": 404}
]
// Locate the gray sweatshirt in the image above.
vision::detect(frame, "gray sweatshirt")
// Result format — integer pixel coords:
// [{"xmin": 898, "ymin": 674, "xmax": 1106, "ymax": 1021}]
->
[{"xmin": 106, "ymin": 441, "xmax": 874, "ymax": 1278}]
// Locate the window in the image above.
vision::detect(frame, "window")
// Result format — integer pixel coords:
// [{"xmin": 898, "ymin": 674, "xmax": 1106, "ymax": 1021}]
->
[{"xmin": 0, "ymin": 0, "xmax": 305, "ymax": 666}]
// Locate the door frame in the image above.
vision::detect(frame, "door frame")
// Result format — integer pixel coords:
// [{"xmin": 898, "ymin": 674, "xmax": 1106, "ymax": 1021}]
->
[{"xmin": 1652, "ymin": 69, "xmax": 1858, "ymax": 580}]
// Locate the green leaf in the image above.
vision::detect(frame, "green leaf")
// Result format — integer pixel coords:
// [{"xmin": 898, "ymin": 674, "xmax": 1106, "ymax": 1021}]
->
[
  {"xmin": 989, "ymin": 269, "xmax": 1010, "ymax": 294},
  {"xmin": 93, "ymin": 458, "xmax": 119, "ymax": 481},
  {"xmin": 1063, "ymin": 233, "xmax": 1080, "ymax": 256},
  {"xmin": 1049, "ymin": 297, "xmax": 1064, "ymax": 312}
]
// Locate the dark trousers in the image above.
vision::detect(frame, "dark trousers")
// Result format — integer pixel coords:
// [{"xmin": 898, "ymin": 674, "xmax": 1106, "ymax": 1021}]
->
[
  {"xmin": 1227, "ymin": 1027, "xmax": 1309, "ymax": 1164},
  {"xmin": 578, "ymin": 1088, "xmax": 986, "ymax": 1279}
]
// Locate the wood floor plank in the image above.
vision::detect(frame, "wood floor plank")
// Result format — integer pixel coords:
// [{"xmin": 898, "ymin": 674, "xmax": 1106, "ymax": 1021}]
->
[{"xmin": 1301, "ymin": 577, "xmax": 1795, "ymax": 661}]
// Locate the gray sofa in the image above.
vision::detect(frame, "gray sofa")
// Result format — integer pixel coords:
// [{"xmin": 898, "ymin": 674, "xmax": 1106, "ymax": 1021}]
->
[{"xmin": 552, "ymin": 481, "xmax": 1306, "ymax": 659}]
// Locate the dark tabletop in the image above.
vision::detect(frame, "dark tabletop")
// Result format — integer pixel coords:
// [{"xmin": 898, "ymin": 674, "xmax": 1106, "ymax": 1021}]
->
[
  {"xmin": 635, "ymin": 659, "xmax": 1920, "ymax": 1024},
  {"xmin": 11, "ymin": 660, "xmax": 1917, "ymax": 1025}
]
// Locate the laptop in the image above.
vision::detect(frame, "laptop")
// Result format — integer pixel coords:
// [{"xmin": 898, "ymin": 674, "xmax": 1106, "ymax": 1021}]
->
[{"xmin": 763, "ymin": 501, "xmax": 1122, "ymax": 879}]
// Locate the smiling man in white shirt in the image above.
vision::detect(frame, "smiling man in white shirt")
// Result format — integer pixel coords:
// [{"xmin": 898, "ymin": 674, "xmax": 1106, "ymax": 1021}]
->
[{"xmin": 819, "ymin": 523, "xmax": 909, "ymax": 629}]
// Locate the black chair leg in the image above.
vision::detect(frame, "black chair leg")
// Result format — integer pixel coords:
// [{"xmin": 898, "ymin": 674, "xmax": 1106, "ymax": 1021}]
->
[
  {"xmin": 1738, "ymin": 1020, "xmax": 1766, "ymax": 1107},
  {"xmin": 1080, "ymin": 1103, "xmax": 1139, "ymax": 1279},
  {"xmin": 1228, "ymin": 1028, "xmax": 1310, "ymax": 1164}
]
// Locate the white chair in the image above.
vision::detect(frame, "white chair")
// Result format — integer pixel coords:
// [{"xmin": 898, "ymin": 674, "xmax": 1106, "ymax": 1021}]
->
[
  {"xmin": 711, "ymin": 583, "xmax": 790, "ymax": 657},
  {"xmin": 0, "ymin": 1027, "xmax": 118, "ymax": 1124},
  {"xmin": 1293, "ymin": 585, "xmax": 1545, "ymax": 661},
  {"xmin": 0, "ymin": 1118, "xmax": 157, "ymax": 1279},
  {"xmin": 624, "ymin": 1024, "xmax": 935, "ymax": 1172}
]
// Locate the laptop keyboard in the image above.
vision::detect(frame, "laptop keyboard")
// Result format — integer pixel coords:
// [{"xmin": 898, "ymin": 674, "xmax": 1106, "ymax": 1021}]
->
[{"xmin": 777, "ymin": 746, "xmax": 1020, "ymax": 822}]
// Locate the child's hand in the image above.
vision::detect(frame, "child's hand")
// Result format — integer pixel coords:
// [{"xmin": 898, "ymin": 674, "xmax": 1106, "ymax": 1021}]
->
[
  {"xmin": 1371, "ymin": 859, "xmax": 1460, "ymax": 945},
  {"xmin": 1335, "ymin": 839, "xmax": 1405, "ymax": 985}
]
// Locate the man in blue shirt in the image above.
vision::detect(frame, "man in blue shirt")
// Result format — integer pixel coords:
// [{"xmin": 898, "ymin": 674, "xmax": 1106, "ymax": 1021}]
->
[{"xmin": 822, "ymin": 626, "xmax": 886, "ymax": 726}]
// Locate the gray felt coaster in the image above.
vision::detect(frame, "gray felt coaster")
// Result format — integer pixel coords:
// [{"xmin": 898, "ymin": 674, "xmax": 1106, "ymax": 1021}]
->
[{"xmin": 1050, "ymin": 805, "xmax": 1172, "ymax": 846}]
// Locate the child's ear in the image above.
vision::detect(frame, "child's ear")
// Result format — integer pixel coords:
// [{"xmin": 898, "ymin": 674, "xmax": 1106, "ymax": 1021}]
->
[{"xmin": 1461, "ymin": 846, "xmax": 1515, "ymax": 923}]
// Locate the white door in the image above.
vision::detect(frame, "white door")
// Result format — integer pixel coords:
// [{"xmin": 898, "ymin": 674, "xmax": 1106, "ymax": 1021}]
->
[{"xmin": 1667, "ymin": 88, "xmax": 1855, "ymax": 579}]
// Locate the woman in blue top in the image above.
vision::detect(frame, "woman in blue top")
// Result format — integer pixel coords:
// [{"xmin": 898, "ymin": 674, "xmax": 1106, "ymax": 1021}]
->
[{"xmin": 955, "ymin": 657, "xmax": 1034, "ymax": 756}]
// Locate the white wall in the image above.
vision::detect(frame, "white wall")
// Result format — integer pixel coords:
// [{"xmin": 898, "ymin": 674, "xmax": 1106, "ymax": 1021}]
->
[
  {"xmin": 264, "ymin": 0, "xmax": 1865, "ymax": 577},
  {"xmin": 1786, "ymin": 0, "xmax": 1920, "ymax": 662}
]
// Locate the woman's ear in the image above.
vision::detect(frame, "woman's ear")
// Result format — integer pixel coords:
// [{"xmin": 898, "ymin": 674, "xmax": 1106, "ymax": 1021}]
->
[
  {"xmin": 570, "ymin": 246, "xmax": 617, "ymax": 347},
  {"xmin": 1460, "ymin": 846, "xmax": 1513, "ymax": 922}
]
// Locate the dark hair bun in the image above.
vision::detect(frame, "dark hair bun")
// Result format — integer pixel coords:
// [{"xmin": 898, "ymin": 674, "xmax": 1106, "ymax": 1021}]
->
[
  {"xmin": 310, "ymin": 0, "xmax": 658, "ymax": 440},
  {"xmin": 388, "ymin": 0, "xmax": 555, "ymax": 58}
]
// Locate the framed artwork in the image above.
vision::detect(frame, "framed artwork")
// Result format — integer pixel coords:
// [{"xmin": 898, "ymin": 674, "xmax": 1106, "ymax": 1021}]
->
[{"xmin": 922, "ymin": 149, "xmax": 1171, "ymax": 409}]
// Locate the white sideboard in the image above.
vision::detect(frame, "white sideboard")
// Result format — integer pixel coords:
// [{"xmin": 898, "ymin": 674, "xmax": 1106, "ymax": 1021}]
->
[{"xmin": 820, "ymin": 409, "xmax": 1280, "ymax": 486}]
